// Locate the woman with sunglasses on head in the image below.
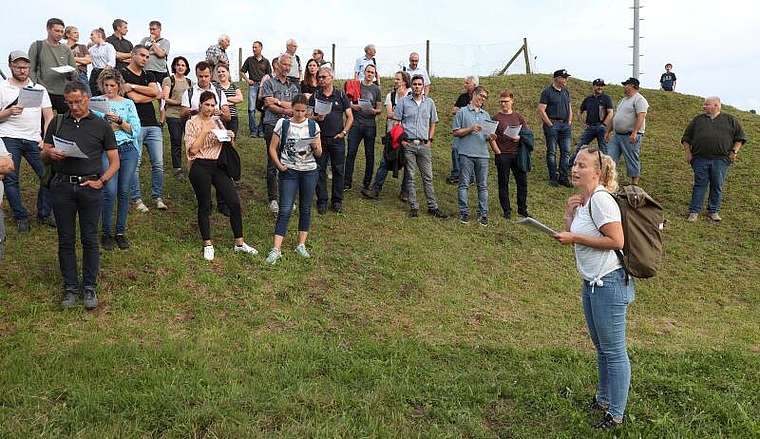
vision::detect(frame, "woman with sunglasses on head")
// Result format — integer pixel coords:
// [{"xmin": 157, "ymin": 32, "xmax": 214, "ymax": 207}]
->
[
  {"xmin": 554, "ymin": 145, "xmax": 634, "ymax": 430},
  {"xmin": 92, "ymin": 68, "xmax": 141, "ymax": 250},
  {"xmin": 492, "ymin": 91, "xmax": 530, "ymax": 219},
  {"xmin": 185, "ymin": 91, "xmax": 257, "ymax": 261}
]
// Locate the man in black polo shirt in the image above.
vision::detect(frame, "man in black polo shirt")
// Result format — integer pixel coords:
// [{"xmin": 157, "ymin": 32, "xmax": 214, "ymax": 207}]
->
[
  {"xmin": 538, "ymin": 69, "xmax": 573, "ymax": 187},
  {"xmin": 308, "ymin": 66, "xmax": 353, "ymax": 214},
  {"xmin": 576, "ymin": 78, "xmax": 614, "ymax": 153},
  {"xmin": 106, "ymin": 19, "xmax": 133, "ymax": 71},
  {"xmin": 42, "ymin": 81, "xmax": 119, "ymax": 310}
]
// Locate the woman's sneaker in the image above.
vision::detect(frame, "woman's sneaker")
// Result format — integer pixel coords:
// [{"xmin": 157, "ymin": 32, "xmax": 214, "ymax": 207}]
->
[
  {"xmin": 203, "ymin": 245, "xmax": 215, "ymax": 261},
  {"xmin": 295, "ymin": 243, "xmax": 310, "ymax": 258},
  {"xmin": 133, "ymin": 199, "xmax": 149, "ymax": 213},
  {"xmin": 265, "ymin": 248, "xmax": 282, "ymax": 264},
  {"xmin": 234, "ymin": 242, "xmax": 258, "ymax": 255}
]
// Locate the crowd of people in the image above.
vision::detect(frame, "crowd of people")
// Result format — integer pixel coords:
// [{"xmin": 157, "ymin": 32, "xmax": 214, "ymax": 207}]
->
[{"xmin": 0, "ymin": 17, "xmax": 748, "ymax": 430}]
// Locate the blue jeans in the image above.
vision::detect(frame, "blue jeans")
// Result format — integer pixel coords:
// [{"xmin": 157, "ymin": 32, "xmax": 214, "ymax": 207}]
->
[
  {"xmin": 371, "ymin": 152, "xmax": 408, "ymax": 193},
  {"xmin": 131, "ymin": 126, "xmax": 164, "ymax": 201},
  {"xmin": 449, "ymin": 142, "xmax": 460, "ymax": 179},
  {"xmin": 577, "ymin": 124, "xmax": 608, "ymax": 153},
  {"xmin": 345, "ymin": 124, "xmax": 377, "ymax": 190},
  {"xmin": 316, "ymin": 137, "xmax": 346, "ymax": 206},
  {"xmin": 582, "ymin": 268, "xmax": 635, "ymax": 420},
  {"xmin": 101, "ymin": 144, "xmax": 139, "ymax": 235},
  {"xmin": 607, "ymin": 133, "xmax": 643, "ymax": 179},
  {"xmin": 275, "ymin": 168, "xmax": 318, "ymax": 236},
  {"xmin": 543, "ymin": 122, "xmax": 572, "ymax": 181},
  {"xmin": 458, "ymin": 155, "xmax": 489, "ymax": 216},
  {"xmin": 247, "ymin": 82, "xmax": 262, "ymax": 135},
  {"xmin": 76, "ymin": 70, "xmax": 91, "ymax": 95},
  {"xmin": 689, "ymin": 156, "xmax": 731, "ymax": 214},
  {"xmin": 50, "ymin": 174, "xmax": 102, "ymax": 292},
  {"xmin": 2, "ymin": 137, "xmax": 52, "ymax": 220}
]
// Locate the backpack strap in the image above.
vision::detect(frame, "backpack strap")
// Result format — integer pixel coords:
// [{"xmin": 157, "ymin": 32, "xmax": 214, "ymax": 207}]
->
[
  {"xmin": 169, "ymin": 76, "xmax": 176, "ymax": 99},
  {"xmin": 587, "ymin": 190, "xmax": 628, "ymax": 281},
  {"xmin": 308, "ymin": 119, "xmax": 316, "ymax": 138},
  {"xmin": 279, "ymin": 119, "xmax": 290, "ymax": 154}
]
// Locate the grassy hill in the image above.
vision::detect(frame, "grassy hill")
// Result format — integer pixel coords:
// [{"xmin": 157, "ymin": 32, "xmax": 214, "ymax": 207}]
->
[{"xmin": 1, "ymin": 75, "xmax": 758, "ymax": 438}]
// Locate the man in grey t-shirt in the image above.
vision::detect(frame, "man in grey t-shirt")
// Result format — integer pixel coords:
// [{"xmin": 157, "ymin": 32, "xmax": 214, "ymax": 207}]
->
[
  {"xmin": 605, "ymin": 77, "xmax": 649, "ymax": 185},
  {"xmin": 139, "ymin": 20, "xmax": 170, "ymax": 85}
]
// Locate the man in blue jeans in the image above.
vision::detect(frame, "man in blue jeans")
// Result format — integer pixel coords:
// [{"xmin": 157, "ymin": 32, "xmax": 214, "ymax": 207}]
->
[
  {"xmin": 538, "ymin": 69, "xmax": 573, "ymax": 187},
  {"xmin": 605, "ymin": 77, "xmax": 648, "ymax": 186},
  {"xmin": 240, "ymin": 41, "xmax": 271, "ymax": 137},
  {"xmin": 577, "ymin": 79, "xmax": 614, "ymax": 153},
  {"xmin": 122, "ymin": 45, "xmax": 166, "ymax": 212},
  {"xmin": 682, "ymin": 96, "xmax": 745, "ymax": 222},
  {"xmin": 0, "ymin": 50, "xmax": 56, "ymax": 233}
]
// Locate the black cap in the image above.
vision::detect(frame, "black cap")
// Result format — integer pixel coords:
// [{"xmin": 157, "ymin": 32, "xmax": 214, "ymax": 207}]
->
[
  {"xmin": 592, "ymin": 78, "xmax": 606, "ymax": 86},
  {"xmin": 621, "ymin": 77, "xmax": 640, "ymax": 88},
  {"xmin": 553, "ymin": 69, "xmax": 570, "ymax": 78}
]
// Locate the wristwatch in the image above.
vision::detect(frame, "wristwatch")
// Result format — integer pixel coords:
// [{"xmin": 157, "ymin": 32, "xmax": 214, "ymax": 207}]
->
[
  {"xmin": 731, "ymin": 149, "xmax": 739, "ymax": 154},
  {"xmin": 342, "ymin": 130, "xmax": 348, "ymax": 136}
]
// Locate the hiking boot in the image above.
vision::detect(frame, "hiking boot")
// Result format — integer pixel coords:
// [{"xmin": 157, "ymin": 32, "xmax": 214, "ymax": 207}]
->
[
  {"xmin": 114, "ymin": 234, "xmax": 130, "ymax": 250},
  {"xmin": 265, "ymin": 247, "xmax": 282, "ymax": 264},
  {"xmin": 82, "ymin": 288, "xmax": 98, "ymax": 310},
  {"xmin": 592, "ymin": 412, "xmax": 625, "ymax": 429},
  {"xmin": 101, "ymin": 234, "xmax": 115, "ymax": 251},
  {"xmin": 549, "ymin": 177, "xmax": 559, "ymax": 187},
  {"xmin": 16, "ymin": 218, "xmax": 30, "ymax": 233},
  {"xmin": 427, "ymin": 208, "xmax": 449, "ymax": 219},
  {"xmin": 154, "ymin": 198, "xmax": 168, "ymax": 210},
  {"xmin": 479, "ymin": 216, "xmax": 488, "ymax": 226},
  {"xmin": 589, "ymin": 396, "xmax": 609, "ymax": 411},
  {"xmin": 687, "ymin": 213, "xmax": 698, "ymax": 222},
  {"xmin": 459, "ymin": 213, "xmax": 469, "ymax": 224},
  {"xmin": 317, "ymin": 204, "xmax": 327, "ymax": 215},
  {"xmin": 503, "ymin": 211, "xmax": 512, "ymax": 220},
  {"xmin": 446, "ymin": 176, "xmax": 459, "ymax": 184},
  {"xmin": 518, "ymin": 210, "xmax": 531, "ymax": 218},
  {"xmin": 332, "ymin": 202, "xmax": 342, "ymax": 213},
  {"xmin": 343, "ymin": 183, "xmax": 352, "ymax": 192},
  {"xmin": 709, "ymin": 212, "xmax": 722, "ymax": 222},
  {"xmin": 203, "ymin": 245, "xmax": 215, "ymax": 261},
  {"xmin": 60, "ymin": 289, "xmax": 79, "ymax": 309},
  {"xmin": 295, "ymin": 243, "xmax": 310, "ymax": 259},
  {"xmin": 361, "ymin": 188, "xmax": 379, "ymax": 199},
  {"xmin": 409, "ymin": 208, "xmax": 419, "ymax": 217},
  {"xmin": 269, "ymin": 200, "xmax": 279, "ymax": 214},
  {"xmin": 173, "ymin": 168, "xmax": 186, "ymax": 182},
  {"xmin": 133, "ymin": 199, "xmax": 149, "ymax": 212},
  {"xmin": 233, "ymin": 242, "xmax": 258, "ymax": 255},
  {"xmin": 37, "ymin": 215, "xmax": 57, "ymax": 228}
]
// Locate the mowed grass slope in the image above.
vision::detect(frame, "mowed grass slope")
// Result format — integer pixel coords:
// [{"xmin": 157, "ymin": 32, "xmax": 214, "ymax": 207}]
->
[{"xmin": 1, "ymin": 74, "xmax": 758, "ymax": 438}]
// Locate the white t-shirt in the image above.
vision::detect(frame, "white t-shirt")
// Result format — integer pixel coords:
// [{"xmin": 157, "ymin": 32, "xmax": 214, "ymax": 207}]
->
[
  {"xmin": 0, "ymin": 79, "xmax": 52, "ymax": 141},
  {"xmin": 273, "ymin": 118, "xmax": 320, "ymax": 172},
  {"xmin": 571, "ymin": 186, "xmax": 623, "ymax": 281},
  {"xmin": 180, "ymin": 84, "xmax": 228, "ymax": 110}
]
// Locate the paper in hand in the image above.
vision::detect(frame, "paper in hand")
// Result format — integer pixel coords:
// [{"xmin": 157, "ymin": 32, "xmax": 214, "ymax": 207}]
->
[
  {"xmin": 18, "ymin": 87, "xmax": 44, "ymax": 108},
  {"xmin": 89, "ymin": 97, "xmax": 112, "ymax": 114},
  {"xmin": 314, "ymin": 99, "xmax": 332, "ymax": 115},
  {"xmin": 481, "ymin": 119, "xmax": 499, "ymax": 136},
  {"xmin": 212, "ymin": 129, "xmax": 231, "ymax": 142},
  {"xmin": 504, "ymin": 124, "xmax": 522, "ymax": 138},
  {"xmin": 52, "ymin": 136, "xmax": 88, "ymax": 159},
  {"xmin": 51, "ymin": 65, "xmax": 76, "ymax": 74},
  {"xmin": 515, "ymin": 217, "xmax": 558, "ymax": 236}
]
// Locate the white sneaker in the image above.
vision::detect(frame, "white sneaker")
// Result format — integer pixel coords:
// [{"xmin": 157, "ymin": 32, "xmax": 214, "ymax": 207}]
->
[
  {"xmin": 265, "ymin": 248, "xmax": 282, "ymax": 264},
  {"xmin": 687, "ymin": 213, "xmax": 698, "ymax": 222},
  {"xmin": 295, "ymin": 243, "xmax": 310, "ymax": 258},
  {"xmin": 203, "ymin": 245, "xmax": 215, "ymax": 261},
  {"xmin": 233, "ymin": 242, "xmax": 258, "ymax": 255},
  {"xmin": 709, "ymin": 212, "xmax": 722, "ymax": 222},
  {"xmin": 134, "ymin": 199, "xmax": 149, "ymax": 213},
  {"xmin": 154, "ymin": 198, "xmax": 168, "ymax": 210},
  {"xmin": 269, "ymin": 200, "xmax": 279, "ymax": 214}
]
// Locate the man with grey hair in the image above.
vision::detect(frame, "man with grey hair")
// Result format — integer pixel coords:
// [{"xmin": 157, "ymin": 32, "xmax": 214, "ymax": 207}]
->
[
  {"xmin": 354, "ymin": 44, "xmax": 379, "ymax": 86},
  {"xmin": 404, "ymin": 52, "xmax": 430, "ymax": 95},
  {"xmin": 446, "ymin": 75, "xmax": 478, "ymax": 184},
  {"xmin": 284, "ymin": 39, "xmax": 302, "ymax": 81},
  {"xmin": 682, "ymin": 96, "xmax": 746, "ymax": 222},
  {"xmin": 206, "ymin": 34, "xmax": 230, "ymax": 82}
]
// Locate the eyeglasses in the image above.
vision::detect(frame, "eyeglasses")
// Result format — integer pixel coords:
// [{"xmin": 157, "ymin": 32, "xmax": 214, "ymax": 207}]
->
[
  {"xmin": 478, "ymin": 93, "xmax": 488, "ymax": 99},
  {"xmin": 499, "ymin": 100, "xmax": 512, "ymax": 104},
  {"xmin": 10, "ymin": 65, "xmax": 30, "ymax": 71},
  {"xmin": 317, "ymin": 75, "xmax": 330, "ymax": 80},
  {"xmin": 580, "ymin": 145, "xmax": 603, "ymax": 169},
  {"xmin": 65, "ymin": 99, "xmax": 86, "ymax": 107}
]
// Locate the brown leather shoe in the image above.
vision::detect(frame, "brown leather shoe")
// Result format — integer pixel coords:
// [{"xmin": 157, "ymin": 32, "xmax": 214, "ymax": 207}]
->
[{"xmin": 361, "ymin": 188, "xmax": 379, "ymax": 199}]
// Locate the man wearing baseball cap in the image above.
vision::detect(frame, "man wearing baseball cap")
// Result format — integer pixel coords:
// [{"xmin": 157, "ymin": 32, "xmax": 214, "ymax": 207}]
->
[
  {"xmin": 576, "ymin": 78, "xmax": 614, "ymax": 153},
  {"xmin": 0, "ymin": 50, "xmax": 56, "ymax": 233},
  {"xmin": 538, "ymin": 69, "xmax": 573, "ymax": 187},
  {"xmin": 605, "ymin": 77, "xmax": 649, "ymax": 185}
]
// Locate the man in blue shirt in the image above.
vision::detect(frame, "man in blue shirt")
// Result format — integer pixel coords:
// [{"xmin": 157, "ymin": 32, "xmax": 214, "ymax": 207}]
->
[
  {"xmin": 394, "ymin": 75, "xmax": 447, "ymax": 219},
  {"xmin": 576, "ymin": 78, "xmax": 614, "ymax": 153},
  {"xmin": 538, "ymin": 69, "xmax": 573, "ymax": 187},
  {"xmin": 452, "ymin": 86, "xmax": 497, "ymax": 226}
]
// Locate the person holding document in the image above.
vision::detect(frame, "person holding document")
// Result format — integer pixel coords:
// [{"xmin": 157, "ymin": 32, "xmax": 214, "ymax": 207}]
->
[
  {"xmin": 41, "ymin": 81, "xmax": 120, "ymax": 310},
  {"xmin": 185, "ymin": 90, "xmax": 257, "ymax": 261},
  {"xmin": 492, "ymin": 91, "xmax": 530, "ymax": 220},
  {"xmin": 452, "ymin": 85, "xmax": 498, "ymax": 226},
  {"xmin": 553, "ymin": 145, "xmax": 634, "ymax": 430},
  {"xmin": 265, "ymin": 94, "xmax": 322, "ymax": 264},
  {"xmin": 0, "ymin": 50, "xmax": 56, "ymax": 233},
  {"xmin": 345, "ymin": 63, "xmax": 382, "ymax": 192}
]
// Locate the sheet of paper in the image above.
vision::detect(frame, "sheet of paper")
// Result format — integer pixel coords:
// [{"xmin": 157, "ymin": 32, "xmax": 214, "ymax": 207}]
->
[
  {"xmin": 504, "ymin": 124, "xmax": 522, "ymax": 138},
  {"xmin": 89, "ymin": 97, "xmax": 111, "ymax": 114},
  {"xmin": 51, "ymin": 65, "xmax": 76, "ymax": 74},
  {"xmin": 314, "ymin": 99, "xmax": 332, "ymax": 115},
  {"xmin": 358, "ymin": 98, "xmax": 374, "ymax": 111},
  {"xmin": 481, "ymin": 119, "xmax": 499, "ymax": 136},
  {"xmin": 515, "ymin": 217, "xmax": 558, "ymax": 236},
  {"xmin": 293, "ymin": 137, "xmax": 315, "ymax": 155},
  {"xmin": 18, "ymin": 87, "xmax": 44, "ymax": 108},
  {"xmin": 52, "ymin": 136, "xmax": 88, "ymax": 159},
  {"xmin": 212, "ymin": 129, "xmax": 231, "ymax": 142}
]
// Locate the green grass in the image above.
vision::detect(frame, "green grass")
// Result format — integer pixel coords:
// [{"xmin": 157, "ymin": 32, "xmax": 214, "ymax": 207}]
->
[{"xmin": 1, "ymin": 75, "xmax": 759, "ymax": 438}]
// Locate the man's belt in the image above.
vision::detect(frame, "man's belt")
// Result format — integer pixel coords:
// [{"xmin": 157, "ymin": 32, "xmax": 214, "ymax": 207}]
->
[
  {"xmin": 549, "ymin": 118, "xmax": 567, "ymax": 123},
  {"xmin": 408, "ymin": 139, "xmax": 428, "ymax": 145},
  {"xmin": 615, "ymin": 132, "xmax": 642, "ymax": 136},
  {"xmin": 58, "ymin": 174, "xmax": 100, "ymax": 184}
]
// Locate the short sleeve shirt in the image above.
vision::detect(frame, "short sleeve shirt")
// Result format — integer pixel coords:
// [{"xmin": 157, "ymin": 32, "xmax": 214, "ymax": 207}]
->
[
  {"xmin": 43, "ymin": 112, "xmax": 117, "ymax": 175},
  {"xmin": 309, "ymin": 88, "xmax": 351, "ymax": 137},
  {"xmin": 120, "ymin": 67, "xmax": 159, "ymax": 127},
  {"xmin": 539, "ymin": 85, "xmax": 571, "ymax": 121},
  {"xmin": 571, "ymin": 187, "xmax": 623, "ymax": 281},
  {"xmin": 274, "ymin": 118, "xmax": 321, "ymax": 171}
]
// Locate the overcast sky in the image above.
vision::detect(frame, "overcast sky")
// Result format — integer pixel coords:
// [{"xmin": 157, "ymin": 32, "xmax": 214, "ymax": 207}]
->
[{"xmin": 2, "ymin": 0, "xmax": 756, "ymax": 111}]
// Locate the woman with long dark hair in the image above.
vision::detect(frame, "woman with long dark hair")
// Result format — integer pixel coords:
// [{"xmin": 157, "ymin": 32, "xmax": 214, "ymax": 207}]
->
[{"xmin": 162, "ymin": 56, "xmax": 193, "ymax": 181}]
